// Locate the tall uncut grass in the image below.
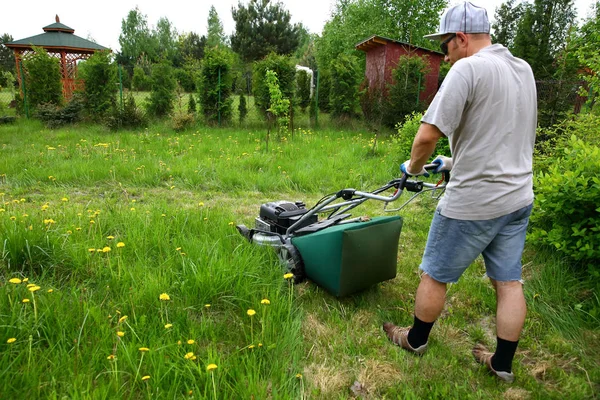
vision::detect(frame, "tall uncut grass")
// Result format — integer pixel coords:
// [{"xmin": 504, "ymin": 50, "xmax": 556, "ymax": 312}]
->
[{"xmin": 1, "ymin": 119, "xmax": 598, "ymax": 398}]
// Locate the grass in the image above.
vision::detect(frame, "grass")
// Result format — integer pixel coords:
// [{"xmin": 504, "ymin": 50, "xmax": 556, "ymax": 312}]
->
[{"xmin": 0, "ymin": 118, "xmax": 598, "ymax": 399}]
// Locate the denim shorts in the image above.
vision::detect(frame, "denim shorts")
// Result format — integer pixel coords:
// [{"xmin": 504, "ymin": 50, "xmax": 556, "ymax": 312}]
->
[{"xmin": 419, "ymin": 203, "xmax": 533, "ymax": 283}]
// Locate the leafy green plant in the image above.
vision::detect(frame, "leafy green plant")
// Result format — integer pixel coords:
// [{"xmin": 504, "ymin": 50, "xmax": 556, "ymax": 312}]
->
[
  {"xmin": 238, "ymin": 92, "xmax": 248, "ymax": 123},
  {"xmin": 530, "ymin": 135, "xmax": 600, "ymax": 268},
  {"xmin": 36, "ymin": 94, "xmax": 84, "ymax": 128},
  {"xmin": 329, "ymin": 54, "xmax": 360, "ymax": 120},
  {"xmin": 171, "ymin": 112, "xmax": 196, "ymax": 132},
  {"xmin": 80, "ymin": 50, "xmax": 118, "ymax": 120},
  {"xmin": 105, "ymin": 93, "xmax": 148, "ymax": 130},
  {"xmin": 385, "ymin": 55, "xmax": 430, "ymax": 127},
  {"xmin": 146, "ymin": 60, "xmax": 176, "ymax": 118},
  {"xmin": 187, "ymin": 94, "xmax": 197, "ymax": 114},
  {"xmin": 266, "ymin": 69, "xmax": 290, "ymax": 137},
  {"xmin": 22, "ymin": 47, "xmax": 62, "ymax": 109},
  {"xmin": 132, "ymin": 66, "xmax": 151, "ymax": 91},
  {"xmin": 296, "ymin": 69, "xmax": 311, "ymax": 112},
  {"xmin": 253, "ymin": 53, "xmax": 295, "ymax": 118},
  {"xmin": 198, "ymin": 46, "xmax": 234, "ymax": 125}
]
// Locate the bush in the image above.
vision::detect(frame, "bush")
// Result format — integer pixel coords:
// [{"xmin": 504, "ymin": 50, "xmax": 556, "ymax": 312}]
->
[
  {"xmin": 171, "ymin": 112, "xmax": 196, "ymax": 132},
  {"xmin": 198, "ymin": 47, "xmax": 234, "ymax": 125},
  {"xmin": 146, "ymin": 61, "xmax": 176, "ymax": 118},
  {"xmin": 104, "ymin": 93, "xmax": 148, "ymax": 131},
  {"xmin": 359, "ymin": 77, "xmax": 384, "ymax": 129},
  {"xmin": 174, "ymin": 68, "xmax": 196, "ymax": 92},
  {"xmin": 132, "ymin": 66, "xmax": 151, "ymax": 91},
  {"xmin": 238, "ymin": 92, "xmax": 248, "ymax": 123},
  {"xmin": 530, "ymin": 135, "xmax": 600, "ymax": 270},
  {"xmin": 23, "ymin": 47, "xmax": 62, "ymax": 109},
  {"xmin": 80, "ymin": 51, "xmax": 118, "ymax": 120},
  {"xmin": 384, "ymin": 55, "xmax": 430, "ymax": 127},
  {"xmin": 296, "ymin": 69, "xmax": 311, "ymax": 112},
  {"xmin": 392, "ymin": 112, "xmax": 450, "ymax": 162},
  {"xmin": 329, "ymin": 54, "xmax": 360, "ymax": 120},
  {"xmin": 253, "ymin": 53, "xmax": 295, "ymax": 118},
  {"xmin": 36, "ymin": 94, "xmax": 84, "ymax": 128},
  {"xmin": 317, "ymin": 70, "xmax": 331, "ymax": 113},
  {"xmin": 187, "ymin": 94, "xmax": 197, "ymax": 114}
]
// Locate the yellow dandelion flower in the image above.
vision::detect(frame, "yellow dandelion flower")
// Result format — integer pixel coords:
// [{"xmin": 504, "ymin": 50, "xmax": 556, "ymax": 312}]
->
[
  {"xmin": 88, "ymin": 248, "xmax": 96, "ymax": 253},
  {"xmin": 296, "ymin": 373, "xmax": 303, "ymax": 379},
  {"xmin": 102, "ymin": 247, "xmax": 111, "ymax": 253},
  {"xmin": 117, "ymin": 242, "xmax": 125, "ymax": 248},
  {"xmin": 130, "ymin": 207, "xmax": 135, "ymax": 211},
  {"xmin": 187, "ymin": 339, "xmax": 195, "ymax": 345},
  {"xmin": 61, "ymin": 197, "xmax": 68, "ymax": 202},
  {"xmin": 198, "ymin": 202, "xmax": 204, "ymax": 207},
  {"xmin": 184, "ymin": 352, "xmax": 195, "ymax": 359},
  {"xmin": 118, "ymin": 315, "xmax": 128, "ymax": 323},
  {"xmin": 9, "ymin": 216, "xmax": 16, "ymax": 221},
  {"xmin": 205, "ymin": 304, "xmax": 211, "ymax": 308},
  {"xmin": 141, "ymin": 375, "xmax": 150, "ymax": 381},
  {"xmin": 106, "ymin": 235, "xmax": 115, "ymax": 240},
  {"xmin": 139, "ymin": 347, "xmax": 150, "ymax": 352},
  {"xmin": 247, "ymin": 309, "xmax": 256, "ymax": 317},
  {"xmin": 261, "ymin": 299, "xmax": 271, "ymax": 305},
  {"xmin": 228, "ymin": 222, "xmax": 234, "ymax": 226},
  {"xmin": 206, "ymin": 364, "xmax": 217, "ymax": 371},
  {"xmin": 177, "ymin": 340, "xmax": 182, "ymax": 345},
  {"xmin": 248, "ymin": 345, "xmax": 255, "ymax": 349},
  {"xmin": 159, "ymin": 293, "xmax": 170, "ymax": 301},
  {"xmin": 283, "ymin": 273, "xmax": 294, "ymax": 280},
  {"xmin": 164, "ymin": 323, "xmax": 173, "ymax": 329},
  {"xmin": 107, "ymin": 355, "xmax": 116, "ymax": 360},
  {"xmin": 117, "ymin": 331, "xmax": 125, "ymax": 337},
  {"xmin": 258, "ymin": 343, "xmax": 263, "ymax": 347},
  {"xmin": 9, "ymin": 278, "xmax": 22, "ymax": 284},
  {"xmin": 76, "ymin": 227, "xmax": 82, "ymax": 231},
  {"xmin": 175, "ymin": 247, "xmax": 182, "ymax": 251},
  {"xmin": 47, "ymin": 289, "xmax": 53, "ymax": 293},
  {"xmin": 22, "ymin": 299, "xmax": 30, "ymax": 303},
  {"xmin": 22, "ymin": 278, "xmax": 28, "ymax": 282},
  {"xmin": 28, "ymin": 286, "xmax": 41, "ymax": 292},
  {"xmin": 7, "ymin": 338, "xmax": 16, "ymax": 344}
]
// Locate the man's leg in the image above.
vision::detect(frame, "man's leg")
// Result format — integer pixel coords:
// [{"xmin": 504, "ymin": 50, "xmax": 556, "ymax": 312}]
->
[
  {"xmin": 407, "ymin": 273, "xmax": 448, "ymax": 347},
  {"xmin": 494, "ymin": 279, "xmax": 526, "ymax": 342}
]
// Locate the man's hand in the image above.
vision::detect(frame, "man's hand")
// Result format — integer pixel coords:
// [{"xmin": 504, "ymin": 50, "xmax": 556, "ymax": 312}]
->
[
  {"xmin": 400, "ymin": 160, "xmax": 430, "ymax": 177},
  {"xmin": 432, "ymin": 155, "xmax": 453, "ymax": 173}
]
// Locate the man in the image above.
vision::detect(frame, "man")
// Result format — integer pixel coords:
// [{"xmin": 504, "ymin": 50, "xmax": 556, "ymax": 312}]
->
[{"xmin": 383, "ymin": 1, "xmax": 537, "ymax": 383}]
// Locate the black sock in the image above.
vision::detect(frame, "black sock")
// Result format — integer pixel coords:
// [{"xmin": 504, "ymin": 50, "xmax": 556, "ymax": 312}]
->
[
  {"xmin": 407, "ymin": 315, "xmax": 434, "ymax": 348},
  {"xmin": 492, "ymin": 337, "xmax": 519, "ymax": 373}
]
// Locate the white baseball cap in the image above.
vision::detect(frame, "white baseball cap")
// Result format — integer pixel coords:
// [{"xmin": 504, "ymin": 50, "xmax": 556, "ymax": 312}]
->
[{"xmin": 424, "ymin": 1, "xmax": 491, "ymax": 41}]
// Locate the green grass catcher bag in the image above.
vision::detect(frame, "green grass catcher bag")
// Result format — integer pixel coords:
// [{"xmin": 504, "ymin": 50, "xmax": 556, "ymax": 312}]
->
[{"xmin": 291, "ymin": 216, "xmax": 402, "ymax": 297}]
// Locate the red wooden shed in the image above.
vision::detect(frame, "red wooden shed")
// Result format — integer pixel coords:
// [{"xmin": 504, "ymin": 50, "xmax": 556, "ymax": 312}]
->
[{"xmin": 356, "ymin": 35, "xmax": 444, "ymax": 104}]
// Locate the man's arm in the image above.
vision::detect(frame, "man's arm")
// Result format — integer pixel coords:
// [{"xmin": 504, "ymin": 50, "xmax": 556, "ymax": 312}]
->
[{"xmin": 407, "ymin": 122, "xmax": 445, "ymax": 173}]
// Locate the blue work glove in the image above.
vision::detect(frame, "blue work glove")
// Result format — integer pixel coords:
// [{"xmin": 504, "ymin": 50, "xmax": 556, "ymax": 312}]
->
[
  {"xmin": 432, "ymin": 155, "xmax": 453, "ymax": 173},
  {"xmin": 400, "ymin": 160, "xmax": 430, "ymax": 177}
]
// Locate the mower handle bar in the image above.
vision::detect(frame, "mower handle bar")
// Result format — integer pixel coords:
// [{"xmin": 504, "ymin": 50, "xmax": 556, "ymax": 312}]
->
[{"xmin": 284, "ymin": 163, "xmax": 448, "ymax": 238}]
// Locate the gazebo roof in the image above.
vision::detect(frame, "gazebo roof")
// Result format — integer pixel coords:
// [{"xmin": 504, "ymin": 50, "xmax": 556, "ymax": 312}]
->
[{"xmin": 5, "ymin": 16, "xmax": 108, "ymax": 53}]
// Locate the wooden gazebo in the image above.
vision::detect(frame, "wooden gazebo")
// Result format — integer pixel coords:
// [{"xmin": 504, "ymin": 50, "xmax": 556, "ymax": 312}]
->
[{"xmin": 5, "ymin": 16, "xmax": 109, "ymax": 100}]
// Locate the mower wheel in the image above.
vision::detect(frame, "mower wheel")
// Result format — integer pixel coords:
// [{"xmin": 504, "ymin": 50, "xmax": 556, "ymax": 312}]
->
[{"xmin": 278, "ymin": 243, "xmax": 306, "ymax": 283}]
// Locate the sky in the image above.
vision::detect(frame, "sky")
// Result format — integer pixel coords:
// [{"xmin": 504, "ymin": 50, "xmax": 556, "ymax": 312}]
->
[{"xmin": 1, "ymin": 0, "xmax": 597, "ymax": 52}]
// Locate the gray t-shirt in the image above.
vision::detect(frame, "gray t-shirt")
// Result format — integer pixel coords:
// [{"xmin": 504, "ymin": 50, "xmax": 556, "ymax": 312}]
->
[{"xmin": 422, "ymin": 44, "xmax": 537, "ymax": 220}]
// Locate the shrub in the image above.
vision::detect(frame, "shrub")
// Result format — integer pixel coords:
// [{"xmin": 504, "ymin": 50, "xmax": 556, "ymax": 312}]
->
[
  {"xmin": 317, "ymin": 70, "xmax": 331, "ymax": 113},
  {"xmin": 146, "ymin": 61, "xmax": 176, "ymax": 118},
  {"xmin": 392, "ymin": 112, "xmax": 450, "ymax": 163},
  {"xmin": 174, "ymin": 67, "xmax": 196, "ymax": 92},
  {"xmin": 80, "ymin": 51, "xmax": 118, "ymax": 120},
  {"xmin": 384, "ymin": 55, "xmax": 430, "ymax": 127},
  {"xmin": 329, "ymin": 54, "xmax": 360, "ymax": 120},
  {"xmin": 23, "ymin": 47, "xmax": 62, "ymax": 109},
  {"xmin": 238, "ymin": 92, "xmax": 248, "ymax": 123},
  {"xmin": 36, "ymin": 94, "xmax": 84, "ymax": 128},
  {"xmin": 171, "ymin": 112, "xmax": 196, "ymax": 132},
  {"xmin": 132, "ymin": 66, "xmax": 151, "ymax": 91},
  {"xmin": 198, "ymin": 47, "xmax": 234, "ymax": 125},
  {"xmin": 266, "ymin": 69, "xmax": 290, "ymax": 136},
  {"xmin": 529, "ymin": 136, "xmax": 600, "ymax": 270},
  {"xmin": 105, "ymin": 93, "xmax": 148, "ymax": 130},
  {"xmin": 359, "ymin": 77, "xmax": 384, "ymax": 129},
  {"xmin": 296, "ymin": 69, "xmax": 311, "ymax": 112},
  {"xmin": 253, "ymin": 53, "xmax": 295, "ymax": 118},
  {"xmin": 187, "ymin": 94, "xmax": 197, "ymax": 114}
]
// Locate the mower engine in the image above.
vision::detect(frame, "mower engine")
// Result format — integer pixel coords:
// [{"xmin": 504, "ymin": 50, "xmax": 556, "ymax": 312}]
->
[{"xmin": 255, "ymin": 200, "xmax": 318, "ymax": 235}]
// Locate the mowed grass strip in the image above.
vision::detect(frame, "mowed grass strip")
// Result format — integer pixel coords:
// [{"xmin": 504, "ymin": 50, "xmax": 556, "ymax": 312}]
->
[{"xmin": 0, "ymin": 120, "xmax": 597, "ymax": 398}]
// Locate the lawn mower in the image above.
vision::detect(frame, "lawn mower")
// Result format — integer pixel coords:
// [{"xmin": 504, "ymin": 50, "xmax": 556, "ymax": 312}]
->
[{"xmin": 236, "ymin": 163, "xmax": 449, "ymax": 296}]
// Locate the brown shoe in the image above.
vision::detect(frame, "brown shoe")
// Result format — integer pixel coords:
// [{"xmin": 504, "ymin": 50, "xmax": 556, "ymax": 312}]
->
[
  {"xmin": 382, "ymin": 323, "xmax": 428, "ymax": 355},
  {"xmin": 472, "ymin": 343, "xmax": 515, "ymax": 383}
]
